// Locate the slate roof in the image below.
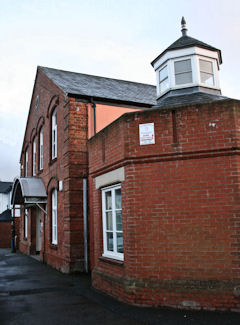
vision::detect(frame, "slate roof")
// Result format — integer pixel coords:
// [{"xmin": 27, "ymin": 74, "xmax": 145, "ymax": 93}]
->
[
  {"xmin": 151, "ymin": 35, "xmax": 222, "ymax": 66},
  {"xmin": 39, "ymin": 66, "xmax": 157, "ymax": 106},
  {"xmin": 154, "ymin": 92, "xmax": 227, "ymax": 109},
  {"xmin": 0, "ymin": 182, "xmax": 12, "ymax": 194},
  {"xmin": 0, "ymin": 209, "xmax": 11, "ymax": 221}
]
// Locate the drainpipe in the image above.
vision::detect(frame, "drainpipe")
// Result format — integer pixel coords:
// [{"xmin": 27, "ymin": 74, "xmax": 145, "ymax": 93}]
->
[
  {"xmin": 83, "ymin": 178, "xmax": 88, "ymax": 273},
  {"xmin": 89, "ymin": 98, "xmax": 96, "ymax": 135}
]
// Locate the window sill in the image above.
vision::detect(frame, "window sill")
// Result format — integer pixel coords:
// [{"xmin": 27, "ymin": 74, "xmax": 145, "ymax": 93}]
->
[
  {"xmin": 49, "ymin": 158, "xmax": 57, "ymax": 166},
  {"xmin": 50, "ymin": 243, "xmax": 58, "ymax": 250},
  {"xmin": 38, "ymin": 169, "xmax": 43, "ymax": 175},
  {"xmin": 99, "ymin": 256, "xmax": 124, "ymax": 266}
]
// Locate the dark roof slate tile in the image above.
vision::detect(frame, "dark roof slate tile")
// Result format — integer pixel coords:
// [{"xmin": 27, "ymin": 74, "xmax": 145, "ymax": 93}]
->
[
  {"xmin": 154, "ymin": 92, "xmax": 227, "ymax": 109},
  {"xmin": 39, "ymin": 67, "xmax": 157, "ymax": 106},
  {"xmin": 151, "ymin": 35, "xmax": 222, "ymax": 66},
  {"xmin": 0, "ymin": 209, "xmax": 11, "ymax": 221},
  {"xmin": 0, "ymin": 182, "xmax": 12, "ymax": 194}
]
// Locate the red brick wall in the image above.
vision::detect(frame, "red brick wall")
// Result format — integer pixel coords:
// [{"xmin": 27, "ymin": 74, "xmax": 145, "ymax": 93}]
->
[
  {"xmin": 0, "ymin": 218, "xmax": 20, "ymax": 249},
  {"xmin": 89, "ymin": 99, "xmax": 240, "ymax": 311},
  {"xmin": 0, "ymin": 222, "xmax": 11, "ymax": 248},
  {"xmin": 18, "ymin": 67, "xmax": 149, "ymax": 273},
  {"xmin": 18, "ymin": 69, "xmax": 88, "ymax": 273}
]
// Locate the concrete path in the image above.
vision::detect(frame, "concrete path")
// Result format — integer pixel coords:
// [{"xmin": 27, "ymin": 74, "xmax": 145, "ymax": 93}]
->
[{"xmin": 0, "ymin": 249, "xmax": 240, "ymax": 325}]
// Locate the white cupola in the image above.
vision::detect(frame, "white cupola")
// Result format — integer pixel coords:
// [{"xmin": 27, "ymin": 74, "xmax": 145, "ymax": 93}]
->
[{"xmin": 151, "ymin": 17, "xmax": 222, "ymax": 101}]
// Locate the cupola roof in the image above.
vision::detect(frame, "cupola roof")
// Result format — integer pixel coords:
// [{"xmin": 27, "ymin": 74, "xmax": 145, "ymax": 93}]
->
[
  {"xmin": 151, "ymin": 18, "xmax": 222, "ymax": 66},
  {"xmin": 151, "ymin": 17, "xmax": 223, "ymax": 102}
]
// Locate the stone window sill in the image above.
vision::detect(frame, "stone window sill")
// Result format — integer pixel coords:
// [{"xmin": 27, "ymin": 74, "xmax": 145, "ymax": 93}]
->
[
  {"xmin": 49, "ymin": 158, "xmax": 57, "ymax": 166},
  {"xmin": 50, "ymin": 244, "xmax": 58, "ymax": 250},
  {"xmin": 99, "ymin": 256, "xmax": 124, "ymax": 266}
]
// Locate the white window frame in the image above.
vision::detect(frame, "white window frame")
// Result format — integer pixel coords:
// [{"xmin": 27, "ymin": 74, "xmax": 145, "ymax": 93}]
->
[
  {"xmin": 173, "ymin": 57, "xmax": 193, "ymax": 86},
  {"xmin": 32, "ymin": 137, "xmax": 36, "ymax": 176},
  {"xmin": 25, "ymin": 149, "xmax": 28, "ymax": 177},
  {"xmin": 52, "ymin": 189, "xmax": 58, "ymax": 245},
  {"xmin": 39, "ymin": 128, "xmax": 43, "ymax": 170},
  {"xmin": 102, "ymin": 184, "xmax": 123, "ymax": 261},
  {"xmin": 159, "ymin": 64, "xmax": 169, "ymax": 94},
  {"xmin": 198, "ymin": 57, "xmax": 215, "ymax": 87},
  {"xmin": 52, "ymin": 108, "xmax": 57, "ymax": 160},
  {"xmin": 24, "ymin": 209, "xmax": 28, "ymax": 238}
]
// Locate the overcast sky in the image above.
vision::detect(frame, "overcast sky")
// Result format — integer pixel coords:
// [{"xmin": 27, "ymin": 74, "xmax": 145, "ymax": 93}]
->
[{"xmin": 0, "ymin": 0, "xmax": 240, "ymax": 181}]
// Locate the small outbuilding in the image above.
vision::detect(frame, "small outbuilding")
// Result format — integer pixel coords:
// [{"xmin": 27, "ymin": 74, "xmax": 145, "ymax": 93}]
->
[{"xmin": 0, "ymin": 182, "xmax": 12, "ymax": 248}]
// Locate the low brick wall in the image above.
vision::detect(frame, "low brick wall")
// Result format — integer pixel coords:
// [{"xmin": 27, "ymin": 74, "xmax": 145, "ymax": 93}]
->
[{"xmin": 0, "ymin": 221, "xmax": 11, "ymax": 248}]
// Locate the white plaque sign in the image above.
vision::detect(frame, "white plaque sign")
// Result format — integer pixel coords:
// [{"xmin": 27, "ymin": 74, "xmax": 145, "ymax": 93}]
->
[{"xmin": 139, "ymin": 123, "xmax": 155, "ymax": 145}]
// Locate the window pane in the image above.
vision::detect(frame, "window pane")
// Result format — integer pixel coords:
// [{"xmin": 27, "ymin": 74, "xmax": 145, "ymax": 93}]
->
[
  {"xmin": 52, "ymin": 110, "xmax": 57, "ymax": 159},
  {"xmin": 175, "ymin": 72, "xmax": 192, "ymax": 85},
  {"xmin": 102, "ymin": 185, "xmax": 123, "ymax": 259},
  {"xmin": 33, "ymin": 139, "xmax": 36, "ymax": 176},
  {"xmin": 160, "ymin": 78, "xmax": 169, "ymax": 93},
  {"xmin": 53, "ymin": 210, "xmax": 56, "ymax": 224},
  {"xmin": 106, "ymin": 212, "xmax": 113, "ymax": 230},
  {"xmin": 174, "ymin": 59, "xmax": 191, "ymax": 74},
  {"xmin": 199, "ymin": 59, "xmax": 213, "ymax": 73},
  {"xmin": 52, "ymin": 191, "xmax": 55, "ymax": 208},
  {"xmin": 115, "ymin": 189, "xmax": 121, "ymax": 209},
  {"xmin": 116, "ymin": 211, "xmax": 122, "ymax": 231},
  {"xmin": 117, "ymin": 233, "xmax": 123, "ymax": 253},
  {"xmin": 25, "ymin": 150, "xmax": 28, "ymax": 177},
  {"xmin": 200, "ymin": 72, "xmax": 214, "ymax": 86},
  {"xmin": 53, "ymin": 112, "xmax": 57, "ymax": 125},
  {"xmin": 105, "ymin": 191, "xmax": 112, "ymax": 210},
  {"xmin": 53, "ymin": 225, "xmax": 56, "ymax": 241},
  {"xmin": 52, "ymin": 189, "xmax": 57, "ymax": 244},
  {"xmin": 40, "ymin": 129, "xmax": 43, "ymax": 170},
  {"xmin": 159, "ymin": 66, "xmax": 168, "ymax": 81},
  {"xmin": 107, "ymin": 232, "xmax": 113, "ymax": 251}
]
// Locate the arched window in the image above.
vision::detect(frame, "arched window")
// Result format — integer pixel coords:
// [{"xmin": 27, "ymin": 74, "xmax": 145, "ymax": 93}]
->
[
  {"xmin": 52, "ymin": 188, "xmax": 58, "ymax": 244},
  {"xmin": 25, "ymin": 149, "xmax": 28, "ymax": 177},
  {"xmin": 39, "ymin": 127, "xmax": 43, "ymax": 170},
  {"xmin": 52, "ymin": 108, "xmax": 57, "ymax": 160},
  {"xmin": 32, "ymin": 137, "xmax": 36, "ymax": 176}
]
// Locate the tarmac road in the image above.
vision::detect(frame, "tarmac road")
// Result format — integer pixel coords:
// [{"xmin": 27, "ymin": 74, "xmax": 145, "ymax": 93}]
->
[{"xmin": 0, "ymin": 248, "xmax": 240, "ymax": 325}]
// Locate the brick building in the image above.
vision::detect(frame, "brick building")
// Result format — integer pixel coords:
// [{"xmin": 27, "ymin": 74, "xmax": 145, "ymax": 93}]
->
[
  {"xmin": 12, "ymin": 19, "xmax": 240, "ymax": 310},
  {"xmin": 88, "ymin": 20, "xmax": 240, "ymax": 311},
  {"xmin": 11, "ymin": 66, "xmax": 155, "ymax": 273}
]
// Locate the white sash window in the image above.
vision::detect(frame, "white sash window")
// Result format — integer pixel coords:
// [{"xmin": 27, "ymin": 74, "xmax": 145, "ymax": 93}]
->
[
  {"xmin": 25, "ymin": 150, "xmax": 28, "ymax": 177},
  {"xmin": 52, "ymin": 109, "xmax": 57, "ymax": 159},
  {"xmin": 52, "ymin": 189, "xmax": 58, "ymax": 245},
  {"xmin": 32, "ymin": 138, "xmax": 36, "ymax": 176},
  {"xmin": 40, "ymin": 128, "xmax": 43, "ymax": 170},
  {"xmin": 102, "ymin": 184, "xmax": 123, "ymax": 261}
]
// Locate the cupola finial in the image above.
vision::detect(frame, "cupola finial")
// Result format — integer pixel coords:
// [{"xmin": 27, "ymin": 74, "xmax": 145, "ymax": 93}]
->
[{"xmin": 181, "ymin": 16, "xmax": 187, "ymax": 36}]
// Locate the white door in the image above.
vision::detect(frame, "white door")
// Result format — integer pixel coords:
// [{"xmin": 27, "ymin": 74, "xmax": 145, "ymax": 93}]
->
[{"xmin": 36, "ymin": 208, "xmax": 41, "ymax": 253}]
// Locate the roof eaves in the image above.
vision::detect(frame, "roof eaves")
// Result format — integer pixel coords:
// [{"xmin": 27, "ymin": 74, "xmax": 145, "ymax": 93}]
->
[{"xmin": 68, "ymin": 93, "xmax": 155, "ymax": 107}]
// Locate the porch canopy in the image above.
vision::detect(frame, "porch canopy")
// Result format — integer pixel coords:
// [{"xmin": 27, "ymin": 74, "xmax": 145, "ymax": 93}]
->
[{"xmin": 11, "ymin": 177, "xmax": 47, "ymax": 207}]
